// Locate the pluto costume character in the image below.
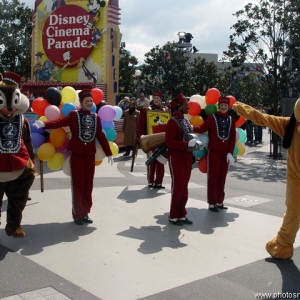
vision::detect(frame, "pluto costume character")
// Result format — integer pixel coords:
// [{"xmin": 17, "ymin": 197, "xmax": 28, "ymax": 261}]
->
[
  {"xmin": 0, "ymin": 72, "xmax": 35, "ymax": 238},
  {"xmin": 233, "ymin": 100, "xmax": 300, "ymax": 259}
]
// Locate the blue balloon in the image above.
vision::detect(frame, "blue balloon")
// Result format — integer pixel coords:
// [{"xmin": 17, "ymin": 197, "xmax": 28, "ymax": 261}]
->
[
  {"xmin": 61, "ymin": 102, "xmax": 77, "ymax": 116},
  {"xmin": 101, "ymin": 120, "xmax": 114, "ymax": 129},
  {"xmin": 197, "ymin": 133, "xmax": 209, "ymax": 148},
  {"xmin": 193, "ymin": 148, "xmax": 206, "ymax": 159},
  {"xmin": 29, "ymin": 119, "xmax": 45, "ymax": 133},
  {"xmin": 113, "ymin": 106, "xmax": 123, "ymax": 120},
  {"xmin": 31, "ymin": 132, "xmax": 46, "ymax": 149},
  {"xmin": 91, "ymin": 103, "xmax": 96, "ymax": 113},
  {"xmin": 104, "ymin": 127, "xmax": 117, "ymax": 141}
]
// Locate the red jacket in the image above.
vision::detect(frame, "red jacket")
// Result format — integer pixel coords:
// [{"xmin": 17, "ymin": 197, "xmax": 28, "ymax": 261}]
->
[
  {"xmin": 194, "ymin": 112, "xmax": 236, "ymax": 154},
  {"xmin": 165, "ymin": 112, "xmax": 193, "ymax": 160},
  {"xmin": 44, "ymin": 109, "xmax": 112, "ymax": 157},
  {"xmin": 0, "ymin": 115, "xmax": 34, "ymax": 172}
]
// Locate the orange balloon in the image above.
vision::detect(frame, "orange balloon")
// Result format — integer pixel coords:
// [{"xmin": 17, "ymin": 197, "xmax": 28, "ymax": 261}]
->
[
  {"xmin": 226, "ymin": 95, "xmax": 236, "ymax": 108},
  {"xmin": 32, "ymin": 98, "xmax": 50, "ymax": 116},
  {"xmin": 198, "ymin": 155, "xmax": 207, "ymax": 173},
  {"xmin": 188, "ymin": 100, "xmax": 201, "ymax": 116},
  {"xmin": 205, "ymin": 88, "xmax": 221, "ymax": 105},
  {"xmin": 37, "ymin": 143, "xmax": 56, "ymax": 161},
  {"xmin": 50, "ymin": 128, "xmax": 67, "ymax": 148},
  {"xmin": 235, "ymin": 115, "xmax": 246, "ymax": 127},
  {"xmin": 190, "ymin": 115, "xmax": 204, "ymax": 126},
  {"xmin": 95, "ymin": 160, "xmax": 103, "ymax": 166}
]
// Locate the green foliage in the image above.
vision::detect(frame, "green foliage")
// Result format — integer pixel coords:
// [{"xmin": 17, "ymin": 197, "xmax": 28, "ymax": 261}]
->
[
  {"xmin": 222, "ymin": 0, "xmax": 300, "ymax": 107},
  {"xmin": 0, "ymin": 0, "xmax": 32, "ymax": 79},
  {"xmin": 141, "ymin": 43, "xmax": 191, "ymax": 99},
  {"xmin": 119, "ymin": 42, "xmax": 139, "ymax": 96}
]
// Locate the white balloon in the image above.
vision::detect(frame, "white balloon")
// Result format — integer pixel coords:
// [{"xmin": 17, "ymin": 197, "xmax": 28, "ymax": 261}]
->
[
  {"xmin": 184, "ymin": 114, "xmax": 192, "ymax": 120},
  {"xmin": 96, "ymin": 145, "xmax": 106, "ymax": 161},
  {"xmin": 63, "ymin": 156, "xmax": 71, "ymax": 176},
  {"xmin": 190, "ymin": 94, "xmax": 207, "ymax": 109}
]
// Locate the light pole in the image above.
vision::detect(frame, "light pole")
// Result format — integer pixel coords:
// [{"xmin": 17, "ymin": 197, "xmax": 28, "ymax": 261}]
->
[{"xmin": 135, "ymin": 69, "xmax": 141, "ymax": 98}]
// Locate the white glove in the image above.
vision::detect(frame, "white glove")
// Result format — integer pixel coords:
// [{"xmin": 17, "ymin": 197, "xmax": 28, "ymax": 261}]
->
[
  {"xmin": 33, "ymin": 120, "xmax": 45, "ymax": 129},
  {"xmin": 195, "ymin": 140, "xmax": 203, "ymax": 150},
  {"xmin": 188, "ymin": 138, "xmax": 198, "ymax": 148},
  {"xmin": 227, "ymin": 153, "xmax": 235, "ymax": 165},
  {"xmin": 107, "ymin": 156, "xmax": 113, "ymax": 166}
]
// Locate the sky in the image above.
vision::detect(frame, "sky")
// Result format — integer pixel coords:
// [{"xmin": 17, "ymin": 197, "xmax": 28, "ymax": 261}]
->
[{"xmin": 22, "ymin": 0, "xmax": 253, "ymax": 63}]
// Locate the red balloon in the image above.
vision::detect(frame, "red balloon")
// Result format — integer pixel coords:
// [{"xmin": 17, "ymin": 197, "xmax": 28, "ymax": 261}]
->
[
  {"xmin": 188, "ymin": 100, "xmax": 201, "ymax": 116},
  {"xmin": 235, "ymin": 115, "xmax": 246, "ymax": 127},
  {"xmin": 205, "ymin": 88, "xmax": 221, "ymax": 105},
  {"xmin": 226, "ymin": 95, "xmax": 236, "ymax": 108},
  {"xmin": 92, "ymin": 88, "xmax": 104, "ymax": 105},
  {"xmin": 31, "ymin": 98, "xmax": 50, "ymax": 116},
  {"xmin": 198, "ymin": 155, "xmax": 207, "ymax": 173}
]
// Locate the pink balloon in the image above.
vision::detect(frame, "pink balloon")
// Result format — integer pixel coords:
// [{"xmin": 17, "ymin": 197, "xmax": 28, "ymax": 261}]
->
[
  {"xmin": 45, "ymin": 105, "xmax": 61, "ymax": 120},
  {"xmin": 98, "ymin": 105, "xmax": 116, "ymax": 121}
]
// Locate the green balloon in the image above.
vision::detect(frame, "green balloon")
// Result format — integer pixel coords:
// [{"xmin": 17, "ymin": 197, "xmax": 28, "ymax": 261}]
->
[{"xmin": 205, "ymin": 104, "xmax": 217, "ymax": 115}]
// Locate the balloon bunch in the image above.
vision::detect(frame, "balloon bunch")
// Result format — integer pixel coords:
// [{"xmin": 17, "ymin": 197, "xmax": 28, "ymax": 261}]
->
[
  {"xmin": 30, "ymin": 86, "xmax": 122, "ymax": 174},
  {"xmin": 185, "ymin": 88, "xmax": 247, "ymax": 173}
]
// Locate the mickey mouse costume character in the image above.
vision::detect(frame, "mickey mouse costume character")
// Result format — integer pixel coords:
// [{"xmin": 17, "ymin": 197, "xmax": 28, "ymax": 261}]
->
[
  {"xmin": 196, "ymin": 96, "xmax": 236, "ymax": 212},
  {"xmin": 137, "ymin": 90, "xmax": 166, "ymax": 188},
  {"xmin": 165, "ymin": 94, "xmax": 202, "ymax": 225},
  {"xmin": 34, "ymin": 89, "xmax": 113, "ymax": 225},
  {"xmin": 0, "ymin": 72, "xmax": 36, "ymax": 237}
]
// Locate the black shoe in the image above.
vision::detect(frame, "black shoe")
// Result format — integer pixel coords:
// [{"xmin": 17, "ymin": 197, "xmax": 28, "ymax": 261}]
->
[
  {"xmin": 123, "ymin": 152, "xmax": 130, "ymax": 156},
  {"xmin": 181, "ymin": 218, "xmax": 193, "ymax": 224},
  {"xmin": 74, "ymin": 219, "xmax": 84, "ymax": 225},
  {"xmin": 153, "ymin": 184, "xmax": 165, "ymax": 189},
  {"xmin": 27, "ymin": 196, "xmax": 31, "ymax": 201},
  {"xmin": 169, "ymin": 219, "xmax": 183, "ymax": 226},
  {"xmin": 216, "ymin": 204, "xmax": 228, "ymax": 210},
  {"xmin": 83, "ymin": 216, "xmax": 93, "ymax": 224},
  {"xmin": 209, "ymin": 205, "xmax": 219, "ymax": 212},
  {"xmin": 148, "ymin": 183, "xmax": 154, "ymax": 188}
]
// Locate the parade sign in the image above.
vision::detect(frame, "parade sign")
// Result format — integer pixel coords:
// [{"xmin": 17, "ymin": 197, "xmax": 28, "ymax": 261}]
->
[
  {"xmin": 33, "ymin": 0, "xmax": 107, "ymax": 83},
  {"xmin": 147, "ymin": 111, "xmax": 171, "ymax": 134}
]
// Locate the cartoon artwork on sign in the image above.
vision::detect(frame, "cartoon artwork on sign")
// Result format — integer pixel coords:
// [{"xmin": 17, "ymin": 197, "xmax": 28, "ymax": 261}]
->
[
  {"xmin": 33, "ymin": 0, "xmax": 108, "ymax": 83},
  {"xmin": 147, "ymin": 111, "xmax": 171, "ymax": 134}
]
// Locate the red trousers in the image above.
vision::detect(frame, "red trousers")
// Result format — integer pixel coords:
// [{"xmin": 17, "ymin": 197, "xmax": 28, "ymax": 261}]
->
[
  {"xmin": 70, "ymin": 153, "xmax": 95, "ymax": 220},
  {"xmin": 168, "ymin": 154, "xmax": 192, "ymax": 219},
  {"xmin": 207, "ymin": 149, "xmax": 229, "ymax": 205},
  {"xmin": 148, "ymin": 160, "xmax": 164, "ymax": 185}
]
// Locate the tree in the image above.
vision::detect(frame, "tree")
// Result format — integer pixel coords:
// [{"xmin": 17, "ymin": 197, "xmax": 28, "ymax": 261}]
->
[
  {"xmin": 141, "ymin": 42, "xmax": 190, "ymax": 99},
  {"xmin": 189, "ymin": 56, "xmax": 221, "ymax": 95},
  {"xmin": 0, "ymin": 0, "xmax": 32, "ymax": 79},
  {"xmin": 118, "ymin": 42, "xmax": 139, "ymax": 97},
  {"xmin": 222, "ymin": 0, "xmax": 300, "ymax": 109}
]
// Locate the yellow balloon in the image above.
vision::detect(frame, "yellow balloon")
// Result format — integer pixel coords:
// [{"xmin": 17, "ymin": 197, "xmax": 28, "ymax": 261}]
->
[
  {"xmin": 47, "ymin": 153, "xmax": 65, "ymax": 170},
  {"xmin": 190, "ymin": 115, "xmax": 204, "ymax": 126},
  {"xmin": 39, "ymin": 116, "xmax": 47, "ymax": 122},
  {"xmin": 61, "ymin": 86, "xmax": 77, "ymax": 104},
  {"xmin": 37, "ymin": 143, "xmax": 56, "ymax": 161},
  {"xmin": 50, "ymin": 128, "xmax": 66, "ymax": 148},
  {"xmin": 108, "ymin": 141, "xmax": 119, "ymax": 157},
  {"xmin": 236, "ymin": 142, "xmax": 246, "ymax": 156}
]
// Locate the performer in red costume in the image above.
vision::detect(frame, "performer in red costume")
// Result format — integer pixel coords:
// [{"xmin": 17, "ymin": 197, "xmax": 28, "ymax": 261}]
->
[
  {"xmin": 165, "ymin": 94, "xmax": 202, "ymax": 225},
  {"xmin": 197, "ymin": 96, "xmax": 236, "ymax": 212},
  {"xmin": 137, "ymin": 90, "xmax": 166, "ymax": 188},
  {"xmin": 34, "ymin": 89, "xmax": 113, "ymax": 224}
]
